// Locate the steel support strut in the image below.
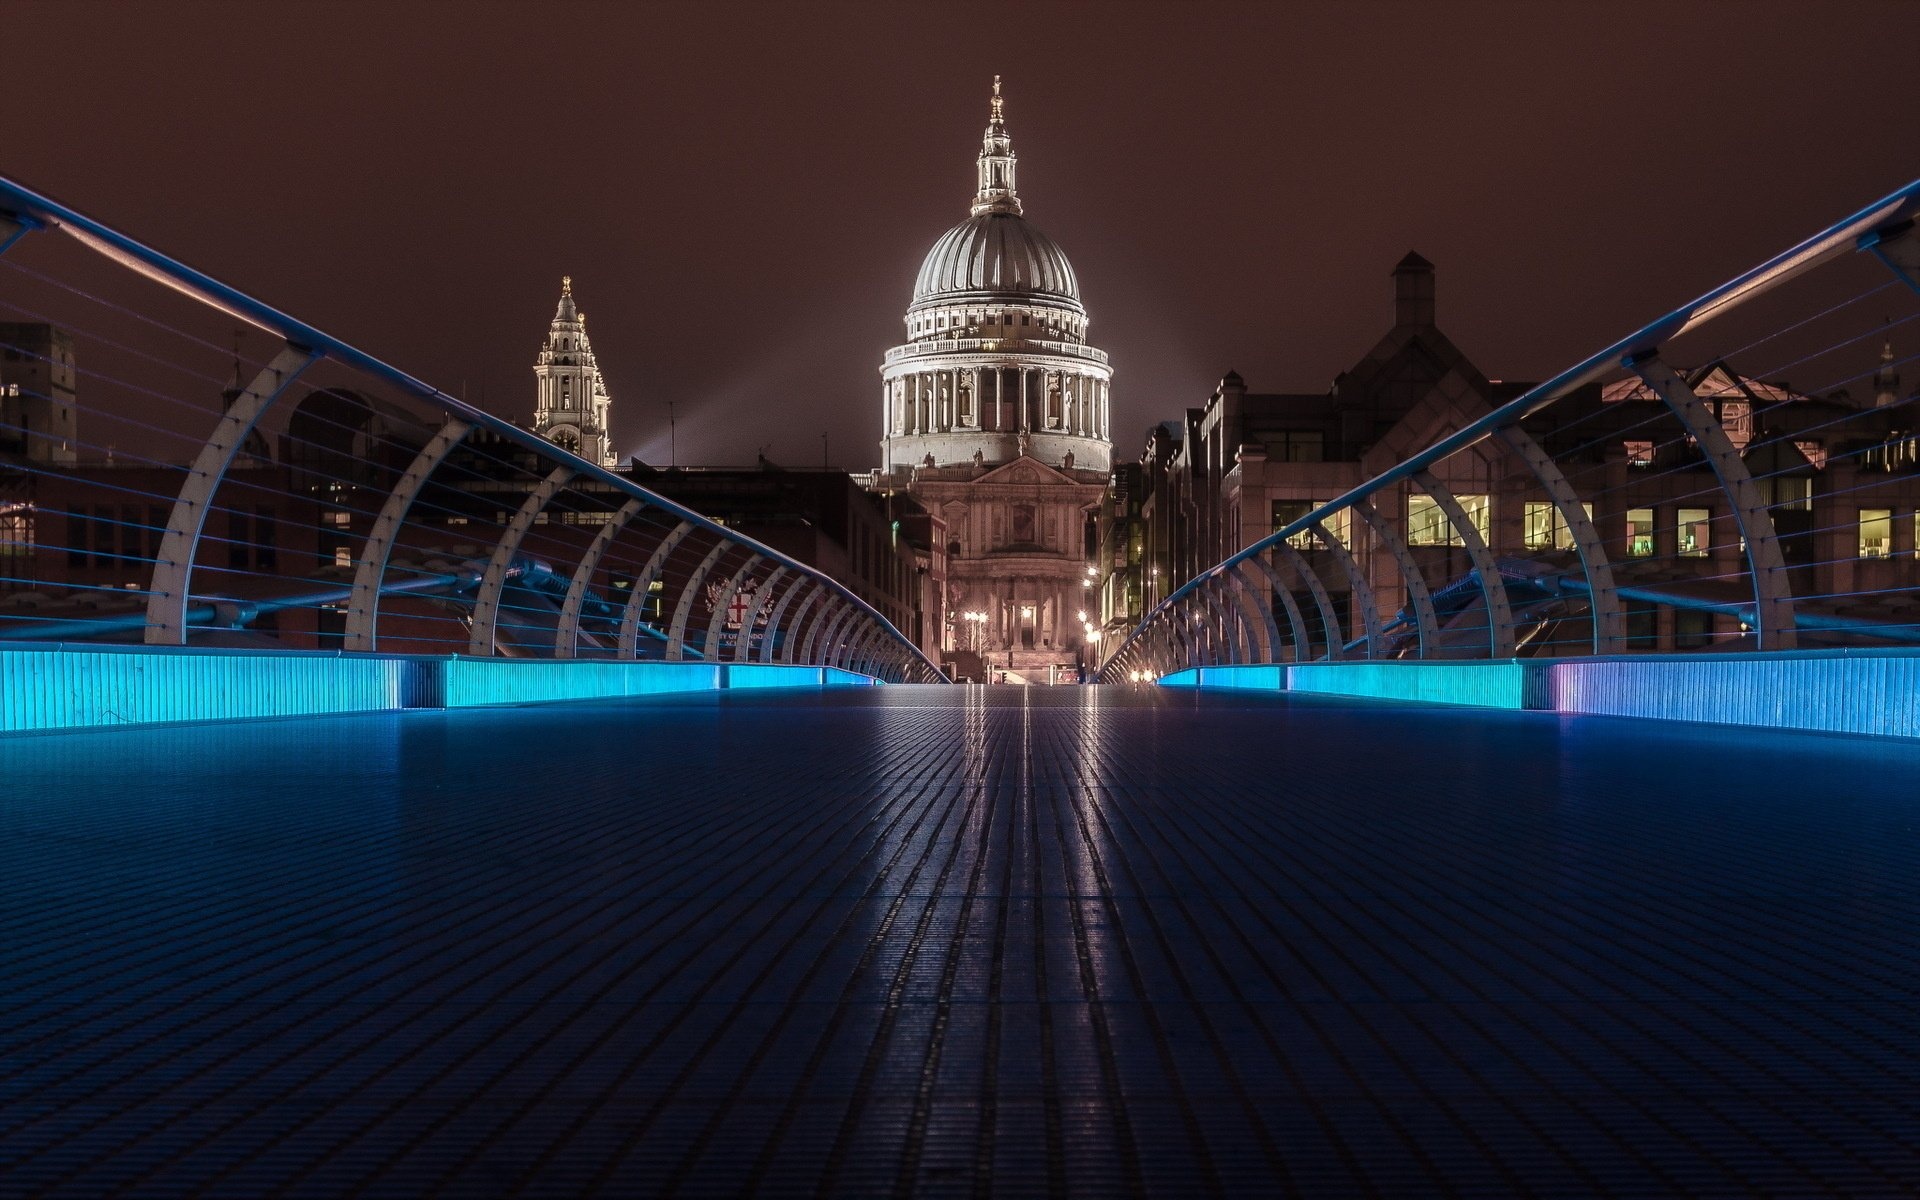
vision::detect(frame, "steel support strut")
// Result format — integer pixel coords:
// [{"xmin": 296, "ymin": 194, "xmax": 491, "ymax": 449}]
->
[
  {"xmin": 468, "ymin": 465, "xmax": 574, "ymax": 656},
  {"xmin": 769, "ymin": 584, "xmax": 823, "ymax": 664},
  {"xmin": 344, "ymin": 417, "xmax": 471, "ymax": 652},
  {"xmin": 0, "ymin": 211, "xmax": 39, "ymax": 256},
  {"xmin": 733, "ymin": 567, "xmax": 788, "ymax": 662},
  {"xmin": 1276, "ymin": 543, "xmax": 1345, "ymax": 661},
  {"xmin": 555, "ymin": 497, "xmax": 644, "ymax": 657},
  {"xmin": 701, "ymin": 556, "xmax": 765, "ymax": 664},
  {"xmin": 1246, "ymin": 551, "xmax": 1311, "ymax": 660},
  {"xmin": 146, "ymin": 344, "xmax": 319, "ymax": 644},
  {"xmin": 1309, "ymin": 522, "xmax": 1384, "ymax": 657},
  {"xmin": 1352, "ymin": 500, "xmax": 1438, "ymax": 658},
  {"xmin": 617, "ymin": 521, "xmax": 695, "ymax": 656},
  {"xmin": 1224, "ymin": 564, "xmax": 1280, "ymax": 662},
  {"xmin": 1494, "ymin": 426, "xmax": 1625, "ymax": 654},
  {"xmin": 666, "ymin": 541, "xmax": 731, "ymax": 661},
  {"xmin": 1412, "ymin": 472, "xmax": 1515, "ymax": 658},
  {"xmin": 824, "ymin": 609, "xmax": 864, "ymax": 670},
  {"xmin": 1862, "ymin": 221, "xmax": 1920, "ymax": 294},
  {"xmin": 1632, "ymin": 355, "xmax": 1797, "ymax": 650},
  {"xmin": 804, "ymin": 601, "xmax": 853, "ymax": 666}
]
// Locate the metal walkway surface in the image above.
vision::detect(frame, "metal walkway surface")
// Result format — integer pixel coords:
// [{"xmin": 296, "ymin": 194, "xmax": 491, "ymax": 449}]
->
[{"xmin": 2, "ymin": 687, "xmax": 1919, "ymax": 1198}]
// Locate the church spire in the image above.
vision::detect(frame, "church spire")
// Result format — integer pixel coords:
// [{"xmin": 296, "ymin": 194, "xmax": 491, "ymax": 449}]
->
[
  {"xmin": 972, "ymin": 75, "xmax": 1021, "ymax": 217},
  {"xmin": 555, "ymin": 275, "xmax": 577, "ymax": 322}
]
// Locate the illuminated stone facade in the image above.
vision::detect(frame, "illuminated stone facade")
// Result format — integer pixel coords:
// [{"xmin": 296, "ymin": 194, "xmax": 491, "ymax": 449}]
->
[
  {"xmin": 533, "ymin": 277, "xmax": 616, "ymax": 468},
  {"xmin": 874, "ymin": 80, "xmax": 1110, "ymax": 682}
]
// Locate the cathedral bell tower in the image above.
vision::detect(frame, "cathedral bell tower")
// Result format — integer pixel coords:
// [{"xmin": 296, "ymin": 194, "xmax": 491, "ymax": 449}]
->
[{"xmin": 533, "ymin": 276, "xmax": 617, "ymax": 467}]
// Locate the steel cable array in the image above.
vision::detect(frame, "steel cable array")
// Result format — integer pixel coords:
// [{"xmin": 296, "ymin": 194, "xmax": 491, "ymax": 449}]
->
[
  {"xmin": 0, "ymin": 175, "xmax": 941, "ymax": 683},
  {"xmin": 1102, "ymin": 179, "xmax": 1920, "ymax": 681}
]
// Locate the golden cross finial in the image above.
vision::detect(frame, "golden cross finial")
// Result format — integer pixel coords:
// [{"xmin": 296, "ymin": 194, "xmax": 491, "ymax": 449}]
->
[
  {"xmin": 562, "ymin": 275, "xmax": 572, "ymax": 295},
  {"xmin": 990, "ymin": 75, "xmax": 1003, "ymax": 122}
]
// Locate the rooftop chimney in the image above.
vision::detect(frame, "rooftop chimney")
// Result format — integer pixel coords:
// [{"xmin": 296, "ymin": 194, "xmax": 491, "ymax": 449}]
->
[{"xmin": 1394, "ymin": 251, "xmax": 1434, "ymax": 328}]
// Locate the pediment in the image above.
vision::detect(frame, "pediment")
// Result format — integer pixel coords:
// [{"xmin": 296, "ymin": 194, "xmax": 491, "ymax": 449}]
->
[{"xmin": 974, "ymin": 456, "xmax": 1076, "ymax": 487}]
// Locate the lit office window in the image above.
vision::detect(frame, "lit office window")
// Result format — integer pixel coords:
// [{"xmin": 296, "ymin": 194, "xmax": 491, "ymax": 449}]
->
[
  {"xmin": 0, "ymin": 502, "xmax": 33, "ymax": 557},
  {"xmin": 1678, "ymin": 508, "xmax": 1711, "ymax": 557},
  {"xmin": 1523, "ymin": 502, "xmax": 1555, "ymax": 550},
  {"xmin": 1458, "ymin": 494, "xmax": 1491, "ymax": 545},
  {"xmin": 1627, "ymin": 508, "xmax": 1654, "ymax": 556},
  {"xmin": 1522, "ymin": 502, "xmax": 1592, "ymax": 551},
  {"xmin": 1859, "ymin": 509, "xmax": 1893, "ymax": 559},
  {"xmin": 1407, "ymin": 495, "xmax": 1449, "ymax": 546},
  {"xmin": 1272, "ymin": 500, "xmax": 1349, "ymax": 549},
  {"xmin": 1408, "ymin": 494, "xmax": 1489, "ymax": 547}
]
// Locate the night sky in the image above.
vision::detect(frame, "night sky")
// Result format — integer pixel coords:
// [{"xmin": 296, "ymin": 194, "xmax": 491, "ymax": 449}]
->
[{"xmin": 7, "ymin": 1, "xmax": 1919, "ymax": 469}]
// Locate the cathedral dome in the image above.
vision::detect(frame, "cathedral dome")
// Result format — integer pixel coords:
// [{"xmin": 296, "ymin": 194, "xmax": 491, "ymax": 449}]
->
[
  {"xmin": 879, "ymin": 78, "xmax": 1112, "ymax": 480},
  {"xmin": 910, "ymin": 212, "xmax": 1082, "ymax": 313}
]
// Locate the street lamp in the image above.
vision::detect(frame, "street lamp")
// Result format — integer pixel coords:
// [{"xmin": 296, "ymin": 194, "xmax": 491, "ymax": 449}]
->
[{"xmin": 961, "ymin": 609, "xmax": 988, "ymax": 653}]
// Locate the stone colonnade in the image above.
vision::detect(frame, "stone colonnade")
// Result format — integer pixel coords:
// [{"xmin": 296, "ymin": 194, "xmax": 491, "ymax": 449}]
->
[
  {"xmin": 885, "ymin": 366, "xmax": 1110, "ymax": 441},
  {"xmin": 958, "ymin": 573, "xmax": 1077, "ymax": 653}
]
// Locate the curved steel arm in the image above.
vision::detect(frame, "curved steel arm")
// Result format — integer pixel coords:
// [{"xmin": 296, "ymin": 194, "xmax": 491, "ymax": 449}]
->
[
  {"xmin": 468, "ymin": 465, "xmax": 574, "ymax": 656},
  {"xmin": 733, "ymin": 567, "xmax": 789, "ymax": 662},
  {"xmin": 344, "ymin": 416, "xmax": 471, "ymax": 652},
  {"xmin": 617, "ymin": 521, "xmax": 695, "ymax": 656},
  {"xmin": 1229, "ymin": 561, "xmax": 1283, "ymax": 662},
  {"xmin": 1245, "ymin": 550, "xmax": 1311, "ymax": 661},
  {"xmin": 666, "ymin": 541, "xmax": 732, "ymax": 661},
  {"xmin": 768, "ymin": 582, "xmax": 823, "ymax": 664},
  {"xmin": 701, "ymin": 556, "xmax": 765, "ymax": 664},
  {"xmin": 1223, "ymin": 564, "xmax": 1279, "ymax": 662},
  {"xmin": 830, "ymin": 606, "xmax": 866, "ymax": 670},
  {"xmin": 803, "ymin": 599, "xmax": 854, "ymax": 665},
  {"xmin": 1493, "ymin": 426, "xmax": 1625, "ymax": 654},
  {"xmin": 146, "ymin": 344, "xmax": 319, "ymax": 645},
  {"xmin": 555, "ymin": 497, "xmax": 644, "ymax": 657},
  {"xmin": 1309, "ymin": 521, "xmax": 1383, "ymax": 658},
  {"xmin": 1631, "ymin": 355, "xmax": 1797, "ymax": 650},
  {"xmin": 1275, "ymin": 542, "xmax": 1344, "ymax": 661},
  {"xmin": 847, "ymin": 626, "xmax": 887, "ymax": 677},
  {"xmin": 1179, "ymin": 600, "xmax": 1207, "ymax": 668},
  {"xmin": 1212, "ymin": 577, "xmax": 1252, "ymax": 663},
  {"xmin": 1352, "ymin": 500, "xmax": 1438, "ymax": 658},
  {"xmin": 1412, "ymin": 471, "xmax": 1515, "ymax": 658}
]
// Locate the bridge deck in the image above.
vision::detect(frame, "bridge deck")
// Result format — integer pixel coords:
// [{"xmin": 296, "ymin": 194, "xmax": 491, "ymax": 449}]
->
[{"xmin": 2, "ymin": 686, "xmax": 1918, "ymax": 1197}]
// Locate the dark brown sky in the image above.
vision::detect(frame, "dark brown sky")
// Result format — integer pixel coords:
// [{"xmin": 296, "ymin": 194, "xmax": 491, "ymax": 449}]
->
[{"xmin": 7, "ymin": 0, "xmax": 1919, "ymax": 468}]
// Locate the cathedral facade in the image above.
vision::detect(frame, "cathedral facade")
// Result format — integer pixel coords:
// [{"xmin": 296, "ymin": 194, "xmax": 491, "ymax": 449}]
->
[
  {"xmin": 533, "ymin": 277, "xmax": 617, "ymax": 468},
  {"xmin": 874, "ymin": 80, "xmax": 1111, "ymax": 683}
]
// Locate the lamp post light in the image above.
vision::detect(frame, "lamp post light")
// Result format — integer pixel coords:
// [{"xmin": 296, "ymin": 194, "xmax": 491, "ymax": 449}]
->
[{"xmin": 961, "ymin": 609, "xmax": 988, "ymax": 653}]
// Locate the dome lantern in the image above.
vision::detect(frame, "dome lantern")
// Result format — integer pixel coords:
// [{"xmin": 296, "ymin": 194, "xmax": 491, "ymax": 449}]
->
[{"xmin": 973, "ymin": 76, "xmax": 1021, "ymax": 218}]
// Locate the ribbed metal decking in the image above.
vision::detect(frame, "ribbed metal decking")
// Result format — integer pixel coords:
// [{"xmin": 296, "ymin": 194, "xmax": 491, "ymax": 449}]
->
[{"xmin": 2, "ymin": 686, "xmax": 1917, "ymax": 1197}]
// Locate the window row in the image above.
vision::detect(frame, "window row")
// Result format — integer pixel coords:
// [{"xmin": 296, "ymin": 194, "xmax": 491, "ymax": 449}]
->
[{"xmin": 1270, "ymin": 496, "xmax": 1915, "ymax": 562}]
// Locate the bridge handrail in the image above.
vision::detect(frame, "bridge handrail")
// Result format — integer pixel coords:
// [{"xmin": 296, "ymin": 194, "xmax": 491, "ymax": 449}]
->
[
  {"xmin": 1104, "ymin": 176, "xmax": 1920, "ymax": 677},
  {"xmin": 0, "ymin": 173, "xmax": 941, "ymax": 682}
]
